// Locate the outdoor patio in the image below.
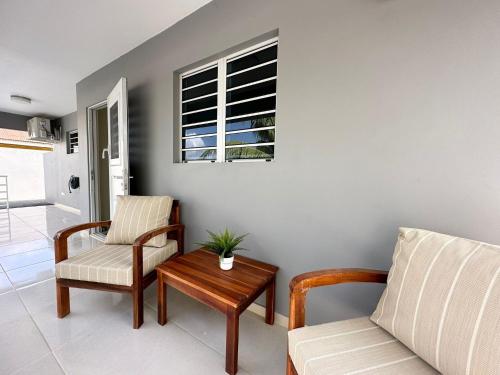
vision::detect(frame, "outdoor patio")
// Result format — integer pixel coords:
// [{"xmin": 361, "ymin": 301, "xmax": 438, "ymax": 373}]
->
[{"xmin": 0, "ymin": 206, "xmax": 286, "ymax": 374}]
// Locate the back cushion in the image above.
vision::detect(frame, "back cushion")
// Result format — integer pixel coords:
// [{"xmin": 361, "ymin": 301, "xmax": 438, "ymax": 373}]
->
[
  {"xmin": 105, "ymin": 195, "xmax": 173, "ymax": 247},
  {"xmin": 371, "ymin": 228, "xmax": 500, "ymax": 375}
]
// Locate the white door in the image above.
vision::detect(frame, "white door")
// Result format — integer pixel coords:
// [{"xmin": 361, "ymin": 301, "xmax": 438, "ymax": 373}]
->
[{"xmin": 107, "ymin": 78, "xmax": 129, "ymax": 217}]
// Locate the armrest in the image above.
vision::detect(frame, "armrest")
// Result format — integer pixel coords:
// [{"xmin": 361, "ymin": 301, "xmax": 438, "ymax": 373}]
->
[
  {"xmin": 131, "ymin": 224, "xmax": 185, "ymax": 288},
  {"xmin": 132, "ymin": 224, "xmax": 185, "ymax": 250},
  {"xmin": 54, "ymin": 221, "xmax": 112, "ymax": 242},
  {"xmin": 288, "ymin": 268, "xmax": 388, "ymax": 330},
  {"xmin": 54, "ymin": 220, "xmax": 112, "ymax": 263}
]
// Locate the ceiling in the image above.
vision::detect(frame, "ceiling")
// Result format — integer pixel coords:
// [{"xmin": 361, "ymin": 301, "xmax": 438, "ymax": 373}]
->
[{"xmin": 0, "ymin": 0, "xmax": 211, "ymax": 118}]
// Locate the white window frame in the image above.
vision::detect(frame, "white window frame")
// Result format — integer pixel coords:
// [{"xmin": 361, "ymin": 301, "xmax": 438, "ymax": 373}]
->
[{"xmin": 179, "ymin": 37, "xmax": 278, "ymax": 163}]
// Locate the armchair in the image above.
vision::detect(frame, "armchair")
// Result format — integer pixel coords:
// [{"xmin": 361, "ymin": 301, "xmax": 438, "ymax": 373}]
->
[
  {"xmin": 287, "ymin": 269, "xmax": 388, "ymax": 375},
  {"xmin": 54, "ymin": 199, "xmax": 184, "ymax": 329}
]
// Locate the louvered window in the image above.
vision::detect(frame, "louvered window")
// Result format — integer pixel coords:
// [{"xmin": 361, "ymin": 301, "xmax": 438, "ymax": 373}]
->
[
  {"xmin": 67, "ymin": 130, "xmax": 79, "ymax": 154},
  {"xmin": 179, "ymin": 38, "xmax": 278, "ymax": 163}
]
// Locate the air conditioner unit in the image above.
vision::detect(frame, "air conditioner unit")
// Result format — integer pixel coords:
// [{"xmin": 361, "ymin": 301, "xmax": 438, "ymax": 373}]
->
[{"xmin": 27, "ymin": 117, "xmax": 60, "ymax": 142}]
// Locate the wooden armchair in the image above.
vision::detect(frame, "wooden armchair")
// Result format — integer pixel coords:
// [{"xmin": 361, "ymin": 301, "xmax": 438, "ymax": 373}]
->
[
  {"xmin": 54, "ymin": 200, "xmax": 184, "ymax": 329},
  {"xmin": 287, "ymin": 268, "xmax": 388, "ymax": 375}
]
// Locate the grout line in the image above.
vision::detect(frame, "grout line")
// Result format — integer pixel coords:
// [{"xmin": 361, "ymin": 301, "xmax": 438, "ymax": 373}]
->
[
  {"xmin": 5, "ymin": 207, "xmax": 257, "ymax": 374},
  {"xmin": 8, "ymin": 275, "xmax": 67, "ymax": 374},
  {"xmin": 10, "ymin": 353, "xmax": 66, "ymax": 375},
  {"xmin": 143, "ymin": 299, "xmax": 255, "ymax": 375},
  {"xmin": 0, "ymin": 245, "xmax": 53, "ymax": 258},
  {"xmin": 8, "ymin": 208, "xmax": 68, "ymax": 374},
  {"xmin": 1, "ymin": 256, "xmax": 55, "ymax": 272},
  {"xmin": 173, "ymin": 315, "xmax": 255, "ymax": 374},
  {"xmin": 4, "ymin": 259, "xmax": 54, "ymax": 280},
  {"xmin": 15, "ymin": 276, "xmax": 56, "ymax": 291},
  {"xmin": 11, "ymin": 212, "xmax": 53, "ymax": 242},
  {"xmin": 0, "ymin": 236, "xmax": 53, "ymax": 249}
]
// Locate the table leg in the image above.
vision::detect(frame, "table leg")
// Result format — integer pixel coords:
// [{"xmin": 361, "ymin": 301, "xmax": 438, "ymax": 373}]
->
[
  {"xmin": 265, "ymin": 276, "xmax": 276, "ymax": 325},
  {"xmin": 158, "ymin": 273, "xmax": 167, "ymax": 325},
  {"xmin": 226, "ymin": 310, "xmax": 239, "ymax": 375}
]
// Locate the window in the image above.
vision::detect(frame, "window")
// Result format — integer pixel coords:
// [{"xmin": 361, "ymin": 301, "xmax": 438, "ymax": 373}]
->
[
  {"xmin": 67, "ymin": 130, "xmax": 79, "ymax": 154},
  {"xmin": 109, "ymin": 102, "xmax": 119, "ymax": 159},
  {"xmin": 180, "ymin": 38, "xmax": 278, "ymax": 162}
]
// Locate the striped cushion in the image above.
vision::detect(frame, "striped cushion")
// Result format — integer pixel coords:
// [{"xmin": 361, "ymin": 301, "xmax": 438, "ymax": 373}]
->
[
  {"xmin": 105, "ymin": 195, "xmax": 173, "ymax": 247},
  {"xmin": 56, "ymin": 240, "xmax": 177, "ymax": 286},
  {"xmin": 288, "ymin": 317, "xmax": 438, "ymax": 375},
  {"xmin": 371, "ymin": 228, "xmax": 500, "ymax": 375}
]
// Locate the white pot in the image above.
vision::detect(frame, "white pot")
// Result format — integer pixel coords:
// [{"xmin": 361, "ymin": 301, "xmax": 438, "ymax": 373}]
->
[{"xmin": 220, "ymin": 256, "xmax": 234, "ymax": 270}]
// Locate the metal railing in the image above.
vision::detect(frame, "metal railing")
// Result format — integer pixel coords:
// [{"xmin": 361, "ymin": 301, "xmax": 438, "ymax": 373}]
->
[{"xmin": 0, "ymin": 175, "xmax": 11, "ymax": 242}]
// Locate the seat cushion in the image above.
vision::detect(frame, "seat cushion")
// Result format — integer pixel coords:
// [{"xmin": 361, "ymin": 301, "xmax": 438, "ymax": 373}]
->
[
  {"xmin": 105, "ymin": 195, "xmax": 173, "ymax": 247},
  {"xmin": 289, "ymin": 317, "xmax": 438, "ymax": 375},
  {"xmin": 371, "ymin": 228, "xmax": 500, "ymax": 375},
  {"xmin": 56, "ymin": 240, "xmax": 177, "ymax": 286}
]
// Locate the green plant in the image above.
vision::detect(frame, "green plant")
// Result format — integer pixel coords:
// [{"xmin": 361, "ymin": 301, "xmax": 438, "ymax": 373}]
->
[{"xmin": 198, "ymin": 229, "xmax": 248, "ymax": 260}]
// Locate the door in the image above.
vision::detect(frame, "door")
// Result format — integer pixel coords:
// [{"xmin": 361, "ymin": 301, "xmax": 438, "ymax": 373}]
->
[{"xmin": 107, "ymin": 78, "xmax": 129, "ymax": 217}]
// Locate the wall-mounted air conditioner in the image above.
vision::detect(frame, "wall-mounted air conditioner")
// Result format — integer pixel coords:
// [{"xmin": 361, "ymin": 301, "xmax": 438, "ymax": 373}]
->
[{"xmin": 27, "ymin": 117, "xmax": 61, "ymax": 142}]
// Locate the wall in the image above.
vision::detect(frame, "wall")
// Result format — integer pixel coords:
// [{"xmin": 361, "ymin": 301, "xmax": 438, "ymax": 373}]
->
[
  {"xmin": 0, "ymin": 111, "xmax": 30, "ymax": 131},
  {"xmin": 44, "ymin": 112, "xmax": 80, "ymax": 209},
  {"xmin": 75, "ymin": 0, "xmax": 500, "ymax": 324}
]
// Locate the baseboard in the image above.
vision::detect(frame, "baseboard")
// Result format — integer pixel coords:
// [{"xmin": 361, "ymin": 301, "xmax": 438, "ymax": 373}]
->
[
  {"xmin": 246, "ymin": 302, "xmax": 289, "ymax": 328},
  {"xmin": 54, "ymin": 203, "xmax": 81, "ymax": 215}
]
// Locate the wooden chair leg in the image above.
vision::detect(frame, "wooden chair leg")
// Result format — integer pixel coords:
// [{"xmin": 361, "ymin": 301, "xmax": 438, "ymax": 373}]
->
[
  {"xmin": 56, "ymin": 282, "xmax": 70, "ymax": 318},
  {"xmin": 287, "ymin": 354, "xmax": 297, "ymax": 375},
  {"xmin": 133, "ymin": 288, "xmax": 144, "ymax": 329}
]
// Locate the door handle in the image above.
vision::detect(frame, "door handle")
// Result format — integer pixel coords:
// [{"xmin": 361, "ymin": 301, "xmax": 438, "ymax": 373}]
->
[{"xmin": 102, "ymin": 148, "xmax": 109, "ymax": 159}]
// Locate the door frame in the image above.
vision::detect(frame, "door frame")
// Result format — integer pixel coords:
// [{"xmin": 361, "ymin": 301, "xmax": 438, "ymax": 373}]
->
[
  {"xmin": 87, "ymin": 99, "xmax": 107, "ymax": 240},
  {"xmin": 106, "ymin": 77, "xmax": 129, "ymax": 217}
]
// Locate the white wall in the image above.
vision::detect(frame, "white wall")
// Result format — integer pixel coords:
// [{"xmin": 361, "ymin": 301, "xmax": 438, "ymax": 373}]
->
[
  {"xmin": 43, "ymin": 112, "xmax": 80, "ymax": 209},
  {"xmin": 0, "ymin": 147, "xmax": 46, "ymax": 202}
]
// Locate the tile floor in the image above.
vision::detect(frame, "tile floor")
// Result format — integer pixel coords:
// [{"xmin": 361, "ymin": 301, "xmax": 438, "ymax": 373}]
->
[{"xmin": 0, "ymin": 205, "xmax": 287, "ymax": 375}]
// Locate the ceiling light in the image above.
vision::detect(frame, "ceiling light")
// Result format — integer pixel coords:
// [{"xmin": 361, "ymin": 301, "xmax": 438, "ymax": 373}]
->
[{"xmin": 10, "ymin": 95, "xmax": 31, "ymax": 104}]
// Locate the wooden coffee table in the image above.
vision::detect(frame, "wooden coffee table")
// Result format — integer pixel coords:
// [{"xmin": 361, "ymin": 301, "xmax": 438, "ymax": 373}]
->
[{"xmin": 156, "ymin": 248, "xmax": 279, "ymax": 375}]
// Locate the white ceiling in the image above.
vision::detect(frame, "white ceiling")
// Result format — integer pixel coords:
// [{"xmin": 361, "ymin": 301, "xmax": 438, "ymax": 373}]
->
[{"xmin": 0, "ymin": 0, "xmax": 211, "ymax": 118}]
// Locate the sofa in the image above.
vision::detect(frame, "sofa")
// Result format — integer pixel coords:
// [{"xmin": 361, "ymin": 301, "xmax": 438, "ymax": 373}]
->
[{"xmin": 287, "ymin": 228, "xmax": 500, "ymax": 375}]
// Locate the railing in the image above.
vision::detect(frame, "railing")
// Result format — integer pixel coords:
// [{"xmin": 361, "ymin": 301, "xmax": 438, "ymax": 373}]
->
[{"xmin": 0, "ymin": 175, "xmax": 11, "ymax": 242}]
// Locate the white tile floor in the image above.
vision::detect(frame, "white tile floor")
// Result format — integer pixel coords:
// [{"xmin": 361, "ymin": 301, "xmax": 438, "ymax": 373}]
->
[{"xmin": 0, "ymin": 206, "xmax": 287, "ymax": 375}]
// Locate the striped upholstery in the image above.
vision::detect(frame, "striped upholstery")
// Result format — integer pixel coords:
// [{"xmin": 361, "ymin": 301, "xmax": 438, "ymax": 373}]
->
[
  {"xmin": 105, "ymin": 195, "xmax": 173, "ymax": 247},
  {"xmin": 288, "ymin": 317, "xmax": 438, "ymax": 375},
  {"xmin": 56, "ymin": 240, "xmax": 177, "ymax": 286},
  {"xmin": 371, "ymin": 228, "xmax": 500, "ymax": 375}
]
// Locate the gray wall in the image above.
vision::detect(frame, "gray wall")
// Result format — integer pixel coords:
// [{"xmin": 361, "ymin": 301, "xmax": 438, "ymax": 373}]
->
[
  {"xmin": 75, "ymin": 0, "xmax": 500, "ymax": 324},
  {"xmin": 0, "ymin": 111, "xmax": 30, "ymax": 131},
  {"xmin": 44, "ymin": 112, "xmax": 81, "ymax": 209}
]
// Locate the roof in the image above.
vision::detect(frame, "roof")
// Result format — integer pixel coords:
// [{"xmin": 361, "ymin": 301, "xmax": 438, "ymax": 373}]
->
[{"xmin": 0, "ymin": 128, "xmax": 53, "ymax": 151}]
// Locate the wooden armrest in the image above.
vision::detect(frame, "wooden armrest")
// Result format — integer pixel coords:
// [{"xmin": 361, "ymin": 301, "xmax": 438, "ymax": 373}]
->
[
  {"xmin": 54, "ymin": 220, "xmax": 112, "ymax": 263},
  {"xmin": 131, "ymin": 224, "xmax": 185, "ymax": 288},
  {"xmin": 132, "ymin": 224, "xmax": 185, "ymax": 250},
  {"xmin": 54, "ymin": 221, "xmax": 112, "ymax": 241},
  {"xmin": 288, "ymin": 268, "xmax": 388, "ymax": 330}
]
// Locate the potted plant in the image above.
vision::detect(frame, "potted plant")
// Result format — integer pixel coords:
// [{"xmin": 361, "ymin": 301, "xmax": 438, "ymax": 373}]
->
[{"xmin": 198, "ymin": 229, "xmax": 248, "ymax": 270}]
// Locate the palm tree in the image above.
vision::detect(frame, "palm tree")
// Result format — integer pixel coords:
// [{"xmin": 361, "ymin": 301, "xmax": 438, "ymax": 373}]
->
[{"xmin": 200, "ymin": 116, "xmax": 275, "ymax": 160}]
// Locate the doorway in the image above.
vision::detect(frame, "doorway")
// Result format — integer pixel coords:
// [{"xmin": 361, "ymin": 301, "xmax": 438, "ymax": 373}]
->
[
  {"xmin": 88, "ymin": 101, "xmax": 110, "ymax": 238},
  {"xmin": 87, "ymin": 78, "xmax": 130, "ymax": 240}
]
